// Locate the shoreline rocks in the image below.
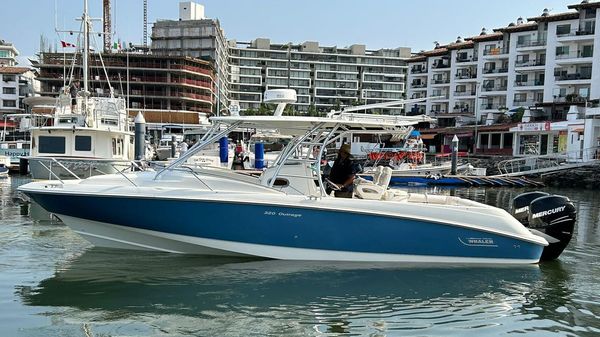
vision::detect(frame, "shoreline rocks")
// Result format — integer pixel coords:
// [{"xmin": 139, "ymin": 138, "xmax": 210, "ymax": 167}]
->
[{"xmin": 542, "ymin": 165, "xmax": 600, "ymax": 189}]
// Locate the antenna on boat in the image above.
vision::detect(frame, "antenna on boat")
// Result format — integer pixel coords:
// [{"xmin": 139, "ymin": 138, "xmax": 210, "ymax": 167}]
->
[
  {"xmin": 339, "ymin": 97, "xmax": 441, "ymax": 114},
  {"xmin": 263, "ymin": 89, "xmax": 297, "ymax": 116},
  {"xmin": 82, "ymin": 0, "xmax": 90, "ymax": 104}
]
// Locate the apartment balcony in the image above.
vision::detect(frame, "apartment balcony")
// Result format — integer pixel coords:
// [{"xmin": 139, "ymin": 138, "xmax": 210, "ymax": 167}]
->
[
  {"xmin": 482, "ymin": 85, "xmax": 507, "ymax": 92},
  {"xmin": 407, "ymin": 107, "xmax": 426, "ymax": 115},
  {"xmin": 514, "ymin": 59, "xmax": 546, "ymax": 69},
  {"xmin": 514, "ymin": 79, "xmax": 545, "ymax": 88},
  {"xmin": 431, "ymin": 79, "xmax": 450, "ymax": 86},
  {"xmin": 411, "ymin": 82, "xmax": 427, "ymax": 88},
  {"xmin": 480, "ymin": 103, "xmax": 507, "ymax": 111},
  {"xmin": 454, "ymin": 73, "xmax": 477, "ymax": 81},
  {"xmin": 430, "ymin": 94, "xmax": 450, "ymax": 101},
  {"xmin": 555, "ymin": 51, "xmax": 594, "ymax": 64},
  {"xmin": 512, "ymin": 100, "xmax": 538, "ymax": 107},
  {"xmin": 410, "ymin": 68, "xmax": 428, "ymax": 74},
  {"xmin": 451, "ymin": 106, "xmax": 474, "ymax": 114},
  {"xmin": 554, "ymin": 73, "xmax": 592, "ymax": 85},
  {"xmin": 555, "ymin": 73, "xmax": 592, "ymax": 81},
  {"xmin": 455, "ymin": 56, "xmax": 478, "ymax": 64},
  {"xmin": 483, "ymin": 48, "xmax": 509, "ymax": 58},
  {"xmin": 516, "ymin": 40, "xmax": 547, "ymax": 50},
  {"xmin": 557, "ymin": 28, "xmax": 596, "ymax": 42},
  {"xmin": 553, "ymin": 95, "xmax": 589, "ymax": 104},
  {"xmin": 431, "ymin": 62, "xmax": 450, "ymax": 69},
  {"xmin": 453, "ymin": 90, "xmax": 476, "ymax": 97},
  {"xmin": 483, "ymin": 68, "xmax": 508, "ymax": 75}
]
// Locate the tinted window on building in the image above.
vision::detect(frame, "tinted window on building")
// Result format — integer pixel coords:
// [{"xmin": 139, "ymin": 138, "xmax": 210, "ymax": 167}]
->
[
  {"xmin": 75, "ymin": 135, "xmax": 92, "ymax": 151},
  {"xmin": 2, "ymin": 100, "xmax": 16, "ymax": 107},
  {"xmin": 39, "ymin": 136, "xmax": 66, "ymax": 154}
]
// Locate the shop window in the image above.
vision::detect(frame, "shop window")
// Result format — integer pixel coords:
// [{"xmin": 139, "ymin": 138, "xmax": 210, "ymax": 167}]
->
[
  {"xmin": 519, "ymin": 135, "xmax": 540, "ymax": 155},
  {"xmin": 491, "ymin": 134, "xmax": 501, "ymax": 148},
  {"xmin": 503, "ymin": 134, "xmax": 513, "ymax": 148},
  {"xmin": 479, "ymin": 134, "xmax": 489, "ymax": 148}
]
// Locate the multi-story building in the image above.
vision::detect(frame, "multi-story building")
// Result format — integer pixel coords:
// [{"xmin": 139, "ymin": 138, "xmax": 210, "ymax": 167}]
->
[
  {"xmin": 151, "ymin": 1, "xmax": 229, "ymax": 114},
  {"xmin": 36, "ymin": 52, "xmax": 214, "ymax": 127},
  {"xmin": 228, "ymin": 38, "xmax": 410, "ymax": 114},
  {"xmin": 0, "ymin": 66, "xmax": 37, "ymax": 114},
  {"xmin": 407, "ymin": 1, "xmax": 600, "ymax": 155},
  {"xmin": 408, "ymin": 2, "xmax": 600, "ymax": 127},
  {"xmin": 0, "ymin": 39, "xmax": 19, "ymax": 66}
]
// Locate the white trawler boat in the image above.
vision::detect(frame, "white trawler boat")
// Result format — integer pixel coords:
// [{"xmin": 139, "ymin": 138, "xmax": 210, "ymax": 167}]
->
[
  {"xmin": 26, "ymin": 0, "xmax": 133, "ymax": 180},
  {"xmin": 20, "ymin": 98, "xmax": 576, "ymax": 264}
]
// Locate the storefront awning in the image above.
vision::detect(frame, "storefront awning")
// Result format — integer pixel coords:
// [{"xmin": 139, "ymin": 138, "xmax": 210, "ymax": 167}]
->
[
  {"xmin": 0, "ymin": 121, "xmax": 16, "ymax": 128},
  {"xmin": 419, "ymin": 133, "xmax": 436, "ymax": 140},
  {"xmin": 445, "ymin": 133, "xmax": 473, "ymax": 138}
]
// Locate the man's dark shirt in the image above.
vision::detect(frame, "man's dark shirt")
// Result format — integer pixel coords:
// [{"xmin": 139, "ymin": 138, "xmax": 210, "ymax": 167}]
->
[{"xmin": 329, "ymin": 156, "xmax": 360, "ymax": 192}]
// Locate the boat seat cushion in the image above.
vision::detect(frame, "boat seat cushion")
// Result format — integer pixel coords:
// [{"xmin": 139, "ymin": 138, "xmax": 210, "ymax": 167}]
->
[{"xmin": 354, "ymin": 166, "xmax": 393, "ymax": 200}]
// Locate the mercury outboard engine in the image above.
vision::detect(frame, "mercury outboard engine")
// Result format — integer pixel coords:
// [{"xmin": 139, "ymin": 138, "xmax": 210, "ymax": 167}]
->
[{"xmin": 512, "ymin": 192, "xmax": 576, "ymax": 261}]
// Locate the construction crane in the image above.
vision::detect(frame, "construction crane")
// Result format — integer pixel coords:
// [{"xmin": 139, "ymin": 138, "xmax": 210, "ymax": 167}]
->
[
  {"xmin": 103, "ymin": 0, "xmax": 111, "ymax": 52},
  {"xmin": 143, "ymin": 0, "xmax": 148, "ymax": 48}
]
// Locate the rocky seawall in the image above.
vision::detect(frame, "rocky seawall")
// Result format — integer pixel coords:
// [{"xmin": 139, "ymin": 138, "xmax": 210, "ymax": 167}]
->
[{"xmin": 542, "ymin": 164, "xmax": 600, "ymax": 189}]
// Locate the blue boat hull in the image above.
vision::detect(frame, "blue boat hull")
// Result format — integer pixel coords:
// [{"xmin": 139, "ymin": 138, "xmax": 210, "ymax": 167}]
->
[{"xmin": 26, "ymin": 192, "xmax": 544, "ymax": 263}]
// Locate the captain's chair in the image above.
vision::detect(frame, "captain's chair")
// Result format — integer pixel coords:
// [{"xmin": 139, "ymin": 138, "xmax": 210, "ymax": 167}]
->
[{"xmin": 354, "ymin": 166, "xmax": 393, "ymax": 200}]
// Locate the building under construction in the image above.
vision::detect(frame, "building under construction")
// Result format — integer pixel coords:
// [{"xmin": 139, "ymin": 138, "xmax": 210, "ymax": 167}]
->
[{"xmin": 35, "ymin": 52, "xmax": 215, "ymax": 126}]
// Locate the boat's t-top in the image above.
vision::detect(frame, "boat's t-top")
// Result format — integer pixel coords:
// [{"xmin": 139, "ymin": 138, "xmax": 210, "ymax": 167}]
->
[{"xmin": 155, "ymin": 103, "xmax": 428, "ymax": 197}]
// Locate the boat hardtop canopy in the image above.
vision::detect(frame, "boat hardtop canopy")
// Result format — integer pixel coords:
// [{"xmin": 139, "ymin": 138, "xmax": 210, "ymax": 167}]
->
[
  {"xmin": 209, "ymin": 114, "xmax": 425, "ymax": 136},
  {"xmin": 156, "ymin": 113, "xmax": 428, "ymax": 196}
]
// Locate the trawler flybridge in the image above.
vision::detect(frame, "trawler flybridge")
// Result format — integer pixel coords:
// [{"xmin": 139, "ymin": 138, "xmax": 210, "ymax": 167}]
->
[{"xmin": 19, "ymin": 97, "xmax": 576, "ymax": 263}]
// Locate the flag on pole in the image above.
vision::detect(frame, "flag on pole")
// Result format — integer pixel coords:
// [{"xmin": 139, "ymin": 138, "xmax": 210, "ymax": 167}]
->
[{"xmin": 60, "ymin": 40, "xmax": 76, "ymax": 48}]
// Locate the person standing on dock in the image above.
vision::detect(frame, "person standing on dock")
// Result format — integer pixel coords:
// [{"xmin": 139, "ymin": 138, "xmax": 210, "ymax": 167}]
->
[
  {"xmin": 179, "ymin": 139, "xmax": 189, "ymax": 155},
  {"xmin": 327, "ymin": 144, "xmax": 361, "ymax": 198}
]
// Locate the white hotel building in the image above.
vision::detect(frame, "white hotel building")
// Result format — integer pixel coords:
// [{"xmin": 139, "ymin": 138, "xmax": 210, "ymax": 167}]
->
[
  {"xmin": 407, "ymin": 1, "xmax": 600, "ymax": 156},
  {"xmin": 228, "ymin": 38, "xmax": 410, "ymax": 114}
]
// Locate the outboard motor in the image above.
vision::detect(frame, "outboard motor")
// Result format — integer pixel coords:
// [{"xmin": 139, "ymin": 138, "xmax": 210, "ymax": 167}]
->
[
  {"xmin": 512, "ymin": 191, "xmax": 549, "ymax": 225},
  {"xmin": 512, "ymin": 192, "xmax": 576, "ymax": 261}
]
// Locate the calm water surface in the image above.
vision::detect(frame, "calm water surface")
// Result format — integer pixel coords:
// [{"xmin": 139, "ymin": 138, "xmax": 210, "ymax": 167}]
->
[{"xmin": 1, "ymin": 176, "xmax": 599, "ymax": 336}]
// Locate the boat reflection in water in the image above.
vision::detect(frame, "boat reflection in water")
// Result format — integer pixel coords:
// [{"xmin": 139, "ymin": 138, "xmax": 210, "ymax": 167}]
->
[{"xmin": 17, "ymin": 248, "xmax": 579, "ymax": 336}]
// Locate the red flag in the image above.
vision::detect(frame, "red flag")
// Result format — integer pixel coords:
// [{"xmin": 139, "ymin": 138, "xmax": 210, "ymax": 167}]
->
[{"xmin": 61, "ymin": 40, "xmax": 76, "ymax": 48}]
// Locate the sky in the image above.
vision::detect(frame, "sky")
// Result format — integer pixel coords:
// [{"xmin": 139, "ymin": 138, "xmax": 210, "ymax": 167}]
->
[{"xmin": 0, "ymin": 0, "xmax": 582, "ymax": 63}]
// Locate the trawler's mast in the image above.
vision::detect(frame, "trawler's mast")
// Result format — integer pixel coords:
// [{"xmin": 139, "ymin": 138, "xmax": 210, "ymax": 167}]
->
[{"xmin": 82, "ymin": 0, "xmax": 90, "ymax": 99}]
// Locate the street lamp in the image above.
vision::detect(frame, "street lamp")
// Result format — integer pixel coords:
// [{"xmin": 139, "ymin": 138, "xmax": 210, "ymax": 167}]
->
[{"xmin": 473, "ymin": 81, "xmax": 481, "ymax": 155}]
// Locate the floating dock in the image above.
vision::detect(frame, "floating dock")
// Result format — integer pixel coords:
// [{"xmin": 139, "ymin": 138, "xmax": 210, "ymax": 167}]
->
[{"xmin": 361, "ymin": 174, "xmax": 544, "ymax": 187}]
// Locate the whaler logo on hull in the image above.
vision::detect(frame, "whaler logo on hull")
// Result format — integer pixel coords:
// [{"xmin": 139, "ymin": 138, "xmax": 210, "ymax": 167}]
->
[
  {"xmin": 458, "ymin": 237, "xmax": 498, "ymax": 247},
  {"xmin": 531, "ymin": 206, "xmax": 566, "ymax": 219}
]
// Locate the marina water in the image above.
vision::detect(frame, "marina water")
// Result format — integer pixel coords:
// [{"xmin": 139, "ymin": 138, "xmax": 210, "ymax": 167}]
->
[{"xmin": 1, "ymin": 177, "xmax": 599, "ymax": 336}]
